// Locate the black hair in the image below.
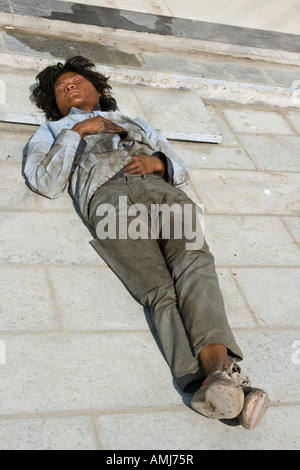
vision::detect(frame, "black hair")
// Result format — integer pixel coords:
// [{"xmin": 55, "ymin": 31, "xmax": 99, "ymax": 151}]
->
[{"xmin": 32, "ymin": 56, "xmax": 118, "ymax": 121}]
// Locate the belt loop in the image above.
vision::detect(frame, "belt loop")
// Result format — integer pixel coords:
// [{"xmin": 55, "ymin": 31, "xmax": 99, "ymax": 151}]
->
[{"xmin": 125, "ymin": 175, "xmax": 128, "ymax": 183}]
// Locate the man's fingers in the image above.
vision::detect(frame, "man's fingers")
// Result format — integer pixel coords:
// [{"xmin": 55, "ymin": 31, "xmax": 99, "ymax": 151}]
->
[
  {"xmin": 124, "ymin": 157, "xmax": 143, "ymax": 174},
  {"xmin": 123, "ymin": 155, "xmax": 157, "ymax": 175},
  {"xmin": 95, "ymin": 116, "xmax": 126, "ymax": 133},
  {"xmin": 103, "ymin": 123, "xmax": 125, "ymax": 133},
  {"xmin": 125, "ymin": 167, "xmax": 142, "ymax": 175},
  {"xmin": 124, "ymin": 164, "xmax": 141, "ymax": 174}
]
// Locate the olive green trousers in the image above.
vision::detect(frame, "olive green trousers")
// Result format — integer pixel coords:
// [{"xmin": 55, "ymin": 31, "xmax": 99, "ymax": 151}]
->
[{"xmin": 88, "ymin": 175, "xmax": 243, "ymax": 391}]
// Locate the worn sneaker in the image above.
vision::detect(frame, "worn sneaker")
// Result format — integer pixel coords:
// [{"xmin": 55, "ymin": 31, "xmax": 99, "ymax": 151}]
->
[
  {"xmin": 227, "ymin": 361, "xmax": 270, "ymax": 430},
  {"xmin": 190, "ymin": 370, "xmax": 245, "ymax": 420},
  {"xmin": 239, "ymin": 387, "xmax": 270, "ymax": 430}
]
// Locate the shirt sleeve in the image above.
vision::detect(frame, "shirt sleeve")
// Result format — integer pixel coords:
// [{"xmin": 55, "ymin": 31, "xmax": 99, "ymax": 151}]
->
[
  {"xmin": 134, "ymin": 118, "xmax": 190, "ymax": 187},
  {"xmin": 24, "ymin": 124, "xmax": 81, "ymax": 199},
  {"xmin": 152, "ymin": 151, "xmax": 174, "ymax": 185}
]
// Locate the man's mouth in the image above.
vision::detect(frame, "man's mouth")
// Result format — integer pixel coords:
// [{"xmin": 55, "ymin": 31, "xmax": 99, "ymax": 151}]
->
[{"xmin": 66, "ymin": 89, "xmax": 79, "ymax": 99}]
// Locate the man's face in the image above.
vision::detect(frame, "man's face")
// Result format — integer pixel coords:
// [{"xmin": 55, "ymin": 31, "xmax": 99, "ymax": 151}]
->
[{"xmin": 54, "ymin": 72, "xmax": 101, "ymax": 117}]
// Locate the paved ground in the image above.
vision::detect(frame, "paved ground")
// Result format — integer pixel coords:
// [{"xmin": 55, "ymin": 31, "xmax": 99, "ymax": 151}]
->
[{"xmin": 0, "ymin": 0, "xmax": 299, "ymax": 451}]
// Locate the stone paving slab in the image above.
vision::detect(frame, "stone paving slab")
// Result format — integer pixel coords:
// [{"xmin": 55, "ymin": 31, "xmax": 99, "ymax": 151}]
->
[
  {"xmin": 113, "ymin": 83, "xmax": 148, "ymax": 122},
  {"xmin": 216, "ymin": 268, "xmax": 256, "ymax": 329},
  {"xmin": 0, "ymin": 267, "xmax": 59, "ymax": 332},
  {"xmin": 0, "ymin": 332, "xmax": 181, "ymax": 416},
  {"xmin": 95, "ymin": 405, "xmax": 300, "ymax": 450},
  {"xmin": 132, "ymin": 86, "xmax": 222, "ymax": 142},
  {"xmin": 234, "ymin": 267, "xmax": 300, "ymax": 327},
  {"xmin": 0, "ymin": 212, "xmax": 101, "ymax": 265},
  {"xmin": 0, "ymin": 132, "xmax": 34, "ymax": 162},
  {"xmin": 283, "ymin": 216, "xmax": 300, "ymax": 242},
  {"xmin": 238, "ymin": 135, "xmax": 300, "ymax": 172},
  {"xmin": 204, "ymin": 106, "xmax": 241, "ymax": 146},
  {"xmin": 49, "ymin": 266, "xmax": 153, "ymax": 331},
  {"xmin": 0, "ymin": 415, "xmax": 99, "ymax": 450},
  {"xmin": 190, "ymin": 169, "xmax": 300, "ymax": 215},
  {"xmin": 205, "ymin": 215, "xmax": 299, "ymax": 266},
  {"xmin": 172, "ymin": 141, "xmax": 255, "ymax": 170},
  {"xmin": 0, "ymin": 162, "xmax": 40, "ymax": 210},
  {"xmin": 222, "ymin": 108, "xmax": 296, "ymax": 134},
  {"xmin": 0, "ymin": 70, "xmax": 40, "ymax": 116},
  {"xmin": 234, "ymin": 330, "xmax": 300, "ymax": 403}
]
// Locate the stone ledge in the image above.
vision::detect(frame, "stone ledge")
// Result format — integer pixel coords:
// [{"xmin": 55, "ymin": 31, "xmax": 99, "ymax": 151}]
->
[
  {"xmin": 1, "ymin": 10, "xmax": 300, "ymax": 66},
  {"xmin": 0, "ymin": 54, "xmax": 299, "ymax": 113}
]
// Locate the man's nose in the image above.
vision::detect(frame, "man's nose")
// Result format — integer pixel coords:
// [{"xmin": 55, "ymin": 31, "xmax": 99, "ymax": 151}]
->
[{"xmin": 65, "ymin": 83, "xmax": 75, "ymax": 92}]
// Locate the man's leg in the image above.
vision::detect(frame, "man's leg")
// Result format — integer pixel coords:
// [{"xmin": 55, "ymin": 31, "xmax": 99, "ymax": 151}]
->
[
  {"xmin": 146, "ymin": 175, "xmax": 243, "ymax": 364},
  {"xmin": 199, "ymin": 344, "xmax": 228, "ymax": 377},
  {"xmin": 89, "ymin": 176, "xmax": 242, "ymax": 382},
  {"xmin": 88, "ymin": 177, "xmax": 203, "ymax": 390},
  {"xmin": 149, "ymin": 177, "xmax": 269, "ymax": 426}
]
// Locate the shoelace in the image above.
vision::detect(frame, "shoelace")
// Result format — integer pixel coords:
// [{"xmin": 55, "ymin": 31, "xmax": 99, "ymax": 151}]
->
[{"xmin": 227, "ymin": 360, "xmax": 251, "ymax": 387}]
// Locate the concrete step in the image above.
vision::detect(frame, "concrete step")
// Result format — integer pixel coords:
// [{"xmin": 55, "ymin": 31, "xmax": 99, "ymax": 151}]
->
[
  {"xmin": 1, "ymin": 0, "xmax": 300, "ymax": 59},
  {"xmin": 0, "ymin": 24, "xmax": 299, "ymax": 109}
]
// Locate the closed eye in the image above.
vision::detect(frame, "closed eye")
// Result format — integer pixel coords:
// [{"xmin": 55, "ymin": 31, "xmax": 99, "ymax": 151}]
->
[
  {"xmin": 55, "ymin": 86, "xmax": 64, "ymax": 94},
  {"xmin": 54, "ymin": 74, "xmax": 82, "ymax": 93}
]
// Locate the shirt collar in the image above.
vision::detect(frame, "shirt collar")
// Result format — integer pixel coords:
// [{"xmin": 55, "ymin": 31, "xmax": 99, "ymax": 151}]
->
[{"xmin": 68, "ymin": 103, "xmax": 102, "ymax": 115}]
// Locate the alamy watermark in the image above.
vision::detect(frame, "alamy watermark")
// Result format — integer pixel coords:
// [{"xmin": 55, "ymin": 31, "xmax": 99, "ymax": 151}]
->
[
  {"xmin": 95, "ymin": 196, "xmax": 205, "ymax": 250},
  {"xmin": 291, "ymin": 340, "xmax": 300, "ymax": 365}
]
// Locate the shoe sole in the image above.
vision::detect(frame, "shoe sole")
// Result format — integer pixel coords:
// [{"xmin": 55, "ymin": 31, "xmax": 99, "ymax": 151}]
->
[
  {"xmin": 191, "ymin": 379, "xmax": 244, "ymax": 420},
  {"xmin": 239, "ymin": 389, "xmax": 270, "ymax": 430}
]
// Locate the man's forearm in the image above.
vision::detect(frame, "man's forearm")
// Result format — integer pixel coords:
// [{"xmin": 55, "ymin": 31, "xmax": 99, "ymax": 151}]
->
[{"xmin": 25, "ymin": 128, "xmax": 81, "ymax": 199}]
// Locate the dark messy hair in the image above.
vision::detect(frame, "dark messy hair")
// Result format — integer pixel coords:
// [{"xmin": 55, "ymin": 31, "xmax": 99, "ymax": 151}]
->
[{"xmin": 32, "ymin": 56, "xmax": 118, "ymax": 121}]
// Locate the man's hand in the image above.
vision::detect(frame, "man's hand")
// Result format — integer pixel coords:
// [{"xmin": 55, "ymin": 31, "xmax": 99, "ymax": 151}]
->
[
  {"xmin": 72, "ymin": 116, "xmax": 126, "ymax": 139},
  {"xmin": 123, "ymin": 155, "xmax": 165, "ymax": 178}
]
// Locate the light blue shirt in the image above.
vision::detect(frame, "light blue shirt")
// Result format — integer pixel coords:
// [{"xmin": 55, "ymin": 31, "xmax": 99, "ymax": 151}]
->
[{"xmin": 25, "ymin": 107, "xmax": 190, "ymax": 220}]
